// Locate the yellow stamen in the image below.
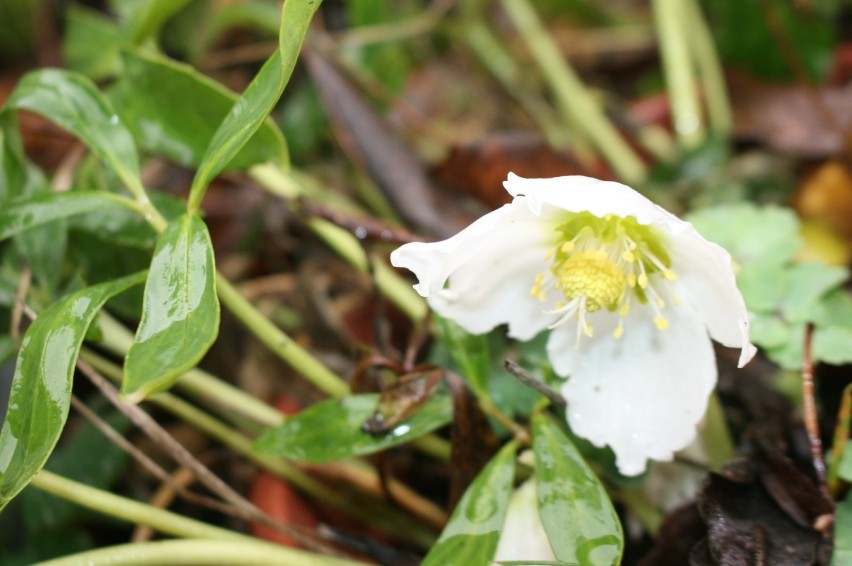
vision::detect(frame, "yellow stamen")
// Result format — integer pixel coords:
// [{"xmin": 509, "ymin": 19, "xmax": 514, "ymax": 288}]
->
[{"xmin": 654, "ymin": 316, "xmax": 669, "ymax": 330}]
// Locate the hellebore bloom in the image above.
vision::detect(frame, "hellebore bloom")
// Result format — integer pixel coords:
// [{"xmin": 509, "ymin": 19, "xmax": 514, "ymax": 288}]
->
[{"xmin": 391, "ymin": 173, "xmax": 756, "ymax": 476}]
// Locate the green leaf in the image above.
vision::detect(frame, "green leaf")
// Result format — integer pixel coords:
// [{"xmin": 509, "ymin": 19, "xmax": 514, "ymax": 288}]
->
[
  {"xmin": 13, "ymin": 219, "xmax": 67, "ymax": 295},
  {"xmin": 108, "ymin": 49, "xmax": 286, "ymax": 172},
  {"xmin": 737, "ymin": 262, "xmax": 788, "ymax": 313},
  {"xmin": 685, "ymin": 203, "xmax": 801, "ymax": 267},
  {"xmin": 67, "ymin": 192, "xmax": 185, "ymax": 249},
  {"xmin": 749, "ymin": 313, "xmax": 792, "ymax": 350},
  {"xmin": 62, "ymin": 5, "xmax": 126, "ymax": 80},
  {"xmin": 532, "ymin": 414, "xmax": 623, "ymax": 565},
  {"xmin": 813, "ymin": 326, "xmax": 852, "ymax": 366},
  {"xmin": 780, "ymin": 262, "xmax": 848, "ymax": 323},
  {"xmin": 123, "ymin": 214, "xmax": 219, "ymax": 399},
  {"xmin": 2, "ymin": 69, "xmax": 144, "ymax": 195},
  {"xmin": 434, "ymin": 315, "xmax": 491, "ymax": 398},
  {"xmin": 188, "ymin": 0, "xmax": 320, "ymax": 211},
  {"xmin": 0, "ymin": 111, "xmax": 46, "ymax": 201},
  {"xmin": 22, "ymin": 398, "xmax": 131, "ymax": 532},
  {"xmin": 253, "ymin": 393, "xmax": 452, "ymax": 462},
  {"xmin": 832, "ymin": 494, "xmax": 852, "ymax": 566},
  {"xmin": 127, "ymin": 0, "xmax": 193, "ymax": 44},
  {"xmin": 422, "ymin": 442, "xmax": 517, "ymax": 566},
  {"xmin": 0, "ymin": 272, "xmax": 146, "ymax": 511},
  {"xmin": 0, "ymin": 191, "xmax": 134, "ymax": 242}
]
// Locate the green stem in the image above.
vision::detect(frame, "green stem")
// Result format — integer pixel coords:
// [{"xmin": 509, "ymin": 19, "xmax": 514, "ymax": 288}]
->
[
  {"xmin": 29, "ymin": 472, "xmax": 367, "ymax": 566},
  {"xmin": 827, "ymin": 382, "xmax": 852, "ymax": 495},
  {"xmin": 653, "ymin": 0, "xmax": 705, "ymax": 148},
  {"xmin": 701, "ymin": 391, "xmax": 735, "ymax": 470},
  {"xmin": 81, "ymin": 351, "xmax": 440, "ymax": 548},
  {"xmin": 463, "ymin": 19, "xmax": 572, "ymax": 150},
  {"xmin": 37, "ymin": 539, "xmax": 367, "ymax": 566},
  {"xmin": 97, "ymin": 311, "xmax": 284, "ymax": 428},
  {"xmin": 499, "ymin": 0, "xmax": 647, "ymax": 183},
  {"xmin": 216, "ymin": 273, "xmax": 351, "ymax": 398},
  {"xmin": 250, "ymin": 163, "xmax": 427, "ymax": 322},
  {"xmin": 684, "ymin": 0, "xmax": 732, "ymax": 138}
]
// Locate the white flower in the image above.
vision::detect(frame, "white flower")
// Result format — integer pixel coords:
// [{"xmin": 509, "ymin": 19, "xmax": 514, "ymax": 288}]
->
[
  {"xmin": 493, "ymin": 479, "xmax": 556, "ymax": 563},
  {"xmin": 391, "ymin": 173, "xmax": 756, "ymax": 476}
]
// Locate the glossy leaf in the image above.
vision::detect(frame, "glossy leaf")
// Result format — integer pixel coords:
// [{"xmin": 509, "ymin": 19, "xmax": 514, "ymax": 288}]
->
[
  {"xmin": 2, "ymin": 69, "xmax": 144, "ymax": 194},
  {"xmin": 123, "ymin": 214, "xmax": 219, "ymax": 399},
  {"xmin": 188, "ymin": 0, "xmax": 320, "ymax": 211},
  {"xmin": 532, "ymin": 414, "xmax": 623, "ymax": 565},
  {"xmin": 0, "ymin": 271, "xmax": 146, "ymax": 511},
  {"xmin": 254, "ymin": 393, "xmax": 451, "ymax": 462},
  {"xmin": 108, "ymin": 50, "xmax": 286, "ymax": 173},
  {"xmin": 421, "ymin": 442, "xmax": 517, "ymax": 566},
  {"xmin": 0, "ymin": 191, "xmax": 134, "ymax": 242}
]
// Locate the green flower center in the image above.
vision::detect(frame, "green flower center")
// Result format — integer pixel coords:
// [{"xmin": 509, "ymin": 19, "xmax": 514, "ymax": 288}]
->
[{"xmin": 530, "ymin": 212, "xmax": 679, "ymax": 340}]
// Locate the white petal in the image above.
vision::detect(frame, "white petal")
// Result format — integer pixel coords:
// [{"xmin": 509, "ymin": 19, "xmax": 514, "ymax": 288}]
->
[
  {"xmin": 550, "ymin": 304, "xmax": 717, "ymax": 476},
  {"xmin": 391, "ymin": 198, "xmax": 558, "ymax": 339},
  {"xmin": 503, "ymin": 172, "xmax": 680, "ymax": 229},
  {"xmin": 669, "ymin": 227, "xmax": 757, "ymax": 367},
  {"xmin": 494, "ymin": 479, "xmax": 556, "ymax": 562}
]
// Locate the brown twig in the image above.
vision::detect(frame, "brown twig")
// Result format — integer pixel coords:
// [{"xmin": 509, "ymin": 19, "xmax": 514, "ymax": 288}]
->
[
  {"xmin": 503, "ymin": 359, "xmax": 566, "ymax": 407},
  {"xmin": 802, "ymin": 323, "xmax": 831, "ymax": 500},
  {"xmin": 75, "ymin": 358, "xmax": 340, "ymax": 555},
  {"xmin": 10, "ymin": 267, "xmax": 31, "ymax": 342}
]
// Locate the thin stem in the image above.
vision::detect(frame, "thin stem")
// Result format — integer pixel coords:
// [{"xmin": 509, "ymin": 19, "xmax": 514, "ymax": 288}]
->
[
  {"xmin": 464, "ymin": 19, "xmax": 573, "ymax": 149},
  {"xmin": 216, "ymin": 273, "xmax": 351, "ymax": 398},
  {"xmin": 684, "ymin": 0, "xmax": 732, "ymax": 138},
  {"xmin": 29, "ymin": 473, "xmax": 368, "ymax": 566},
  {"xmin": 653, "ymin": 0, "xmax": 705, "ymax": 148},
  {"xmin": 97, "ymin": 311, "xmax": 284, "ymax": 428},
  {"xmin": 250, "ymin": 163, "xmax": 428, "ymax": 322},
  {"xmin": 802, "ymin": 323, "xmax": 830, "ymax": 499},
  {"xmin": 827, "ymin": 382, "xmax": 852, "ymax": 496},
  {"xmin": 499, "ymin": 0, "xmax": 647, "ymax": 183},
  {"xmin": 81, "ymin": 350, "xmax": 440, "ymax": 548}
]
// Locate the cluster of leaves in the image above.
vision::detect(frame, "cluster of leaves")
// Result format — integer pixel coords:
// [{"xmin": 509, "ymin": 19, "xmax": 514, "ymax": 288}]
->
[{"xmin": 687, "ymin": 203, "xmax": 852, "ymax": 370}]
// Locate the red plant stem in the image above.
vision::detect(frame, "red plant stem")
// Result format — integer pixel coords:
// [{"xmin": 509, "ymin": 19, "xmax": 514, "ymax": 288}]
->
[{"xmin": 802, "ymin": 323, "xmax": 830, "ymax": 499}]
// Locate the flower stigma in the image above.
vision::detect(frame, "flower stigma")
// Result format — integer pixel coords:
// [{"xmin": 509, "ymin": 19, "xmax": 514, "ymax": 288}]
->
[{"xmin": 530, "ymin": 212, "xmax": 680, "ymax": 342}]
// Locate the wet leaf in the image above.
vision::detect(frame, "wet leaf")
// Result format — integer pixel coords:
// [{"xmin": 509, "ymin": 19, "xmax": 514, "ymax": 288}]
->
[
  {"xmin": 532, "ymin": 414, "xmax": 623, "ymax": 566},
  {"xmin": 361, "ymin": 368, "xmax": 443, "ymax": 435},
  {"xmin": 123, "ymin": 214, "xmax": 219, "ymax": 400},
  {"xmin": 2, "ymin": 68, "xmax": 144, "ymax": 194},
  {"xmin": 421, "ymin": 442, "xmax": 517, "ymax": 566},
  {"xmin": 108, "ymin": 49, "xmax": 286, "ymax": 172},
  {"xmin": 0, "ymin": 191, "xmax": 133, "ymax": 242},
  {"xmin": 0, "ymin": 271, "xmax": 146, "ymax": 511},
  {"xmin": 188, "ymin": 0, "xmax": 319, "ymax": 211},
  {"xmin": 253, "ymin": 393, "xmax": 451, "ymax": 462}
]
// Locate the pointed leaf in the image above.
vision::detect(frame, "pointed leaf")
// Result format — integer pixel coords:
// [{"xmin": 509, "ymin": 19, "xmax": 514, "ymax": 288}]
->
[
  {"xmin": 188, "ymin": 0, "xmax": 320, "ymax": 211},
  {"xmin": 0, "ymin": 271, "xmax": 146, "ymax": 511},
  {"xmin": 2, "ymin": 68, "xmax": 143, "ymax": 194},
  {"xmin": 127, "ymin": 0, "xmax": 193, "ymax": 44},
  {"xmin": 532, "ymin": 414, "xmax": 623, "ymax": 565},
  {"xmin": 421, "ymin": 442, "xmax": 517, "ymax": 566},
  {"xmin": 0, "ymin": 191, "xmax": 134, "ymax": 242},
  {"xmin": 108, "ymin": 49, "xmax": 286, "ymax": 172},
  {"xmin": 123, "ymin": 214, "xmax": 219, "ymax": 399},
  {"xmin": 253, "ymin": 393, "xmax": 451, "ymax": 462}
]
